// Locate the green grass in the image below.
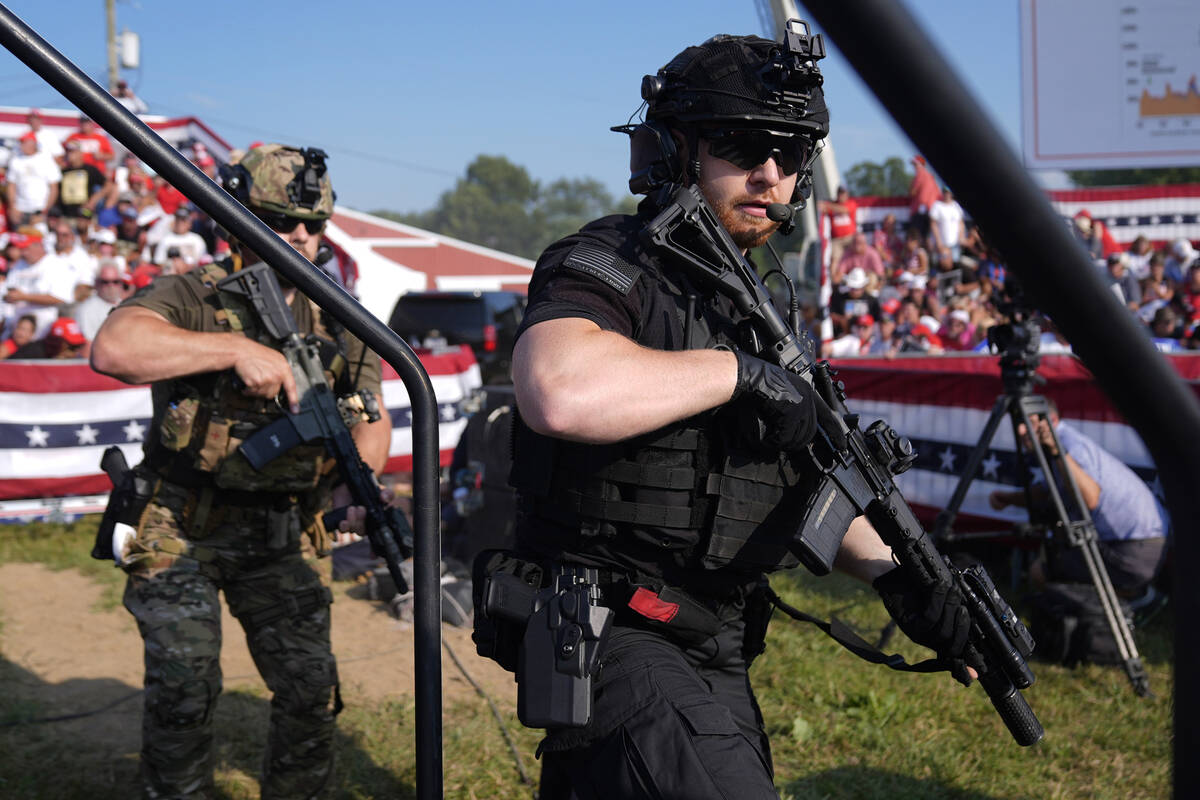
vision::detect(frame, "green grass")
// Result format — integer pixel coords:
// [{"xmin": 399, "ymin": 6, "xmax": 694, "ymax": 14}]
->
[{"xmin": 0, "ymin": 521, "xmax": 1173, "ymax": 798}]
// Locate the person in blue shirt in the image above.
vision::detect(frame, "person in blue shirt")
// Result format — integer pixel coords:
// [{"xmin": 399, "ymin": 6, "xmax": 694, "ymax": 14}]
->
[{"xmin": 989, "ymin": 399, "xmax": 1169, "ymax": 597}]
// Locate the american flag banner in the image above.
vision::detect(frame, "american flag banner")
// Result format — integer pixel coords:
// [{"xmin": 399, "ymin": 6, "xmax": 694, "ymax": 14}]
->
[
  {"xmin": 850, "ymin": 185, "xmax": 1200, "ymax": 249},
  {"xmin": 0, "ymin": 346, "xmax": 481, "ymax": 521},
  {"xmin": 830, "ymin": 352, "xmax": 1200, "ymax": 531}
]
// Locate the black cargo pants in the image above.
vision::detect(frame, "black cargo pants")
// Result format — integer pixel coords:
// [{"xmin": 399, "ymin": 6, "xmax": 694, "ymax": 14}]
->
[{"xmin": 539, "ymin": 620, "xmax": 777, "ymax": 800}]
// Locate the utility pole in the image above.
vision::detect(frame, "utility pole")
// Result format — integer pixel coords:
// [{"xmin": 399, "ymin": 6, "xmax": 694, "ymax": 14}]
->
[{"xmin": 105, "ymin": 0, "xmax": 117, "ymax": 91}]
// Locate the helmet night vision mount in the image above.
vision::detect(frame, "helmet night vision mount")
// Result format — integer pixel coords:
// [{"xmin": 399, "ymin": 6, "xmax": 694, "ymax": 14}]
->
[{"xmin": 614, "ymin": 19, "xmax": 829, "ymax": 203}]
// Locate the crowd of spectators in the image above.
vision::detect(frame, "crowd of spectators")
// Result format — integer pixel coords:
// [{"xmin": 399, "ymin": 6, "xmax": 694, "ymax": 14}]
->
[
  {"xmin": 818, "ymin": 155, "xmax": 1200, "ymax": 358},
  {"xmin": 0, "ymin": 109, "xmax": 241, "ymax": 361}
]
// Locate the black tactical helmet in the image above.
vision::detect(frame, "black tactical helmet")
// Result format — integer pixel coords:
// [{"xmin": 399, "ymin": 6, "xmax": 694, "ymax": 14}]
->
[
  {"xmin": 644, "ymin": 21, "xmax": 829, "ymax": 140},
  {"xmin": 618, "ymin": 20, "xmax": 829, "ymax": 199}
]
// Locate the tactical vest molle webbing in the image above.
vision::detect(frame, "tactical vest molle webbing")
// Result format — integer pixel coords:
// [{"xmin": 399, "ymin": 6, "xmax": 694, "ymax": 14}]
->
[
  {"xmin": 511, "ymin": 218, "xmax": 813, "ymax": 576},
  {"xmin": 147, "ymin": 259, "xmax": 349, "ymax": 493}
]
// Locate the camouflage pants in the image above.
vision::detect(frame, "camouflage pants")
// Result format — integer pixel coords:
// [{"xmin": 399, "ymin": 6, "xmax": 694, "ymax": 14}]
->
[{"xmin": 123, "ymin": 486, "xmax": 338, "ymax": 800}]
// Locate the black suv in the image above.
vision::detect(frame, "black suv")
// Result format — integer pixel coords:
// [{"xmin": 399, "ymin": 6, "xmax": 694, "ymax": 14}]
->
[{"xmin": 387, "ymin": 290, "xmax": 526, "ymax": 384}]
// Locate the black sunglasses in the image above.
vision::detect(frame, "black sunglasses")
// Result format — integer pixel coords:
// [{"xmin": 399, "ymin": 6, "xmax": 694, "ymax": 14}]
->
[
  {"xmin": 700, "ymin": 129, "xmax": 810, "ymax": 175},
  {"xmin": 255, "ymin": 211, "xmax": 325, "ymax": 235}
]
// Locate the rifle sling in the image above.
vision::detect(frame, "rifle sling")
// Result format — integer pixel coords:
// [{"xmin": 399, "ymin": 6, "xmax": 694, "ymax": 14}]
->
[{"xmin": 765, "ymin": 587, "xmax": 944, "ymax": 674}]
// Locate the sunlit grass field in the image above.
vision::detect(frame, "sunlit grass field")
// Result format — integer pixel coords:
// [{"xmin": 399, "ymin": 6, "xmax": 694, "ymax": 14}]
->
[{"xmin": 0, "ymin": 519, "xmax": 1171, "ymax": 799}]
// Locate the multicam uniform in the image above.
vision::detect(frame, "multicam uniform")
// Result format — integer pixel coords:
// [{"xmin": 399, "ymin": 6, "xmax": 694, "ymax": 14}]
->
[{"xmin": 117, "ymin": 259, "xmax": 381, "ymax": 799}]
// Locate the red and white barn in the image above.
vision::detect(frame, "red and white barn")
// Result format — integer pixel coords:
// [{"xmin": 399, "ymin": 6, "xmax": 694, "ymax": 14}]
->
[{"xmin": 324, "ymin": 207, "xmax": 534, "ymax": 324}]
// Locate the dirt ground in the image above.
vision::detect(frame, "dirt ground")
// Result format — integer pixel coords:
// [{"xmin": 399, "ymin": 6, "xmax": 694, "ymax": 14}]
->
[{"xmin": 0, "ymin": 561, "xmax": 517, "ymax": 756}]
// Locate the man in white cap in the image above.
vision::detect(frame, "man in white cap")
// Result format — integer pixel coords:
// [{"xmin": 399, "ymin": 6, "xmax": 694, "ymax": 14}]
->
[
  {"xmin": 830, "ymin": 266, "xmax": 881, "ymax": 336},
  {"xmin": 1165, "ymin": 238, "xmax": 1197, "ymax": 284}
]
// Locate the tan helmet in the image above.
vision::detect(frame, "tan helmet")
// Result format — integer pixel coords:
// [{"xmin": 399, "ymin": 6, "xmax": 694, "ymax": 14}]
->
[{"xmin": 222, "ymin": 143, "xmax": 335, "ymax": 220}]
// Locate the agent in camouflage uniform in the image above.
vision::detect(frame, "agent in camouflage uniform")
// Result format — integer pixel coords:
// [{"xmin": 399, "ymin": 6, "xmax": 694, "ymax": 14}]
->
[{"xmin": 91, "ymin": 144, "xmax": 392, "ymax": 799}]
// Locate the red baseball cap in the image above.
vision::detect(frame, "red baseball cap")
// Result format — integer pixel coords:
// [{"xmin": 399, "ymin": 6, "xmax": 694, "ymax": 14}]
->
[
  {"xmin": 50, "ymin": 318, "xmax": 87, "ymax": 345},
  {"xmin": 9, "ymin": 229, "xmax": 43, "ymax": 248},
  {"xmin": 855, "ymin": 314, "xmax": 875, "ymax": 328},
  {"xmin": 130, "ymin": 263, "xmax": 161, "ymax": 289},
  {"xmin": 18, "ymin": 131, "xmax": 36, "ymax": 142}
]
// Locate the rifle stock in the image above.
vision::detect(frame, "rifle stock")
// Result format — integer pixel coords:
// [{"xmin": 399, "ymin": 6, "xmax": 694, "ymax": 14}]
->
[{"xmin": 644, "ymin": 184, "xmax": 1043, "ymax": 746}]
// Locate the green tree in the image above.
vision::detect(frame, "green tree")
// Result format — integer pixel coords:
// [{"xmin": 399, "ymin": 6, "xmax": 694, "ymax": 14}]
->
[
  {"xmin": 843, "ymin": 156, "xmax": 913, "ymax": 197},
  {"xmin": 536, "ymin": 177, "xmax": 623, "ymax": 246},
  {"xmin": 1066, "ymin": 167, "xmax": 1200, "ymax": 187},
  {"xmin": 372, "ymin": 155, "xmax": 637, "ymax": 259}
]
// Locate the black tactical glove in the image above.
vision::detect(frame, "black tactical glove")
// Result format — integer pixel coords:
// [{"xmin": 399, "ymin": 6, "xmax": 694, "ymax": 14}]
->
[
  {"xmin": 732, "ymin": 350, "xmax": 846, "ymax": 452},
  {"xmin": 873, "ymin": 565, "xmax": 980, "ymax": 686}
]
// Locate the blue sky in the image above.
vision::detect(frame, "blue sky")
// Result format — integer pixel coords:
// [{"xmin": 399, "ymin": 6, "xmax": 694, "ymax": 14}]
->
[{"xmin": 0, "ymin": 1, "xmax": 1026, "ymax": 214}]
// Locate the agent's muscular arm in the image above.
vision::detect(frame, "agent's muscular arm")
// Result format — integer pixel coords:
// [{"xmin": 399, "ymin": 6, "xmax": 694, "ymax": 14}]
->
[
  {"xmin": 351, "ymin": 407, "xmax": 392, "ymax": 474},
  {"xmin": 91, "ymin": 305, "xmax": 300, "ymax": 411},
  {"xmin": 834, "ymin": 516, "xmax": 896, "ymax": 583},
  {"xmin": 513, "ymin": 316, "xmax": 739, "ymax": 444}
]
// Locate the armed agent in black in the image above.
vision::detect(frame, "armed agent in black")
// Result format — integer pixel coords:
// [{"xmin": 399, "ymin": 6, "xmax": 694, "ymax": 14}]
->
[{"xmin": 473, "ymin": 23, "xmax": 992, "ymax": 800}]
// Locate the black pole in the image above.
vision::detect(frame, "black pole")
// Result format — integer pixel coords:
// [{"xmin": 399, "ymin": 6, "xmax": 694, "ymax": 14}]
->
[
  {"xmin": 0, "ymin": 5, "xmax": 444, "ymax": 798},
  {"xmin": 802, "ymin": 0, "xmax": 1199, "ymax": 791}
]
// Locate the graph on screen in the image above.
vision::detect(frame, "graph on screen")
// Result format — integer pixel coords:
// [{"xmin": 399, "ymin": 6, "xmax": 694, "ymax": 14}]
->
[
  {"xmin": 1122, "ymin": 2, "xmax": 1200, "ymax": 129},
  {"xmin": 1021, "ymin": 0, "xmax": 1200, "ymax": 169}
]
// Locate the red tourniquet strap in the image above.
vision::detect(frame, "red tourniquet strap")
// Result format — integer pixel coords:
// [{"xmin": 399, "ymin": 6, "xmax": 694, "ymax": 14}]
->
[{"xmin": 628, "ymin": 586, "xmax": 680, "ymax": 623}]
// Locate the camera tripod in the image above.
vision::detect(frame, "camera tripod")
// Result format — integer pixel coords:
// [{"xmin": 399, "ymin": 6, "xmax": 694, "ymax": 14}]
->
[{"xmin": 931, "ymin": 318, "xmax": 1151, "ymax": 697}]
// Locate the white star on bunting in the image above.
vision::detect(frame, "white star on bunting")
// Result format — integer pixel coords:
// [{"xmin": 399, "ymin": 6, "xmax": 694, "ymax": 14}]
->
[
  {"xmin": 123, "ymin": 419, "xmax": 146, "ymax": 442},
  {"xmin": 981, "ymin": 453, "xmax": 1001, "ymax": 480},
  {"xmin": 25, "ymin": 425, "xmax": 50, "ymax": 447},
  {"xmin": 75, "ymin": 424, "xmax": 99, "ymax": 445}
]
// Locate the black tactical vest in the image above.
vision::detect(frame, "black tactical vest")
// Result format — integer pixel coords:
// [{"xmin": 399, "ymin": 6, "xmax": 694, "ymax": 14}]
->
[
  {"xmin": 511, "ymin": 215, "xmax": 816, "ymax": 580},
  {"xmin": 146, "ymin": 259, "xmax": 351, "ymax": 494}
]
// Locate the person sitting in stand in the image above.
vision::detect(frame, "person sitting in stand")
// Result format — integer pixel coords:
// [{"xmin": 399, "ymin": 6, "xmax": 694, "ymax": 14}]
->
[
  {"xmin": 1137, "ymin": 254, "xmax": 1175, "ymax": 321},
  {"xmin": 57, "ymin": 139, "xmax": 112, "ymax": 222},
  {"xmin": 829, "ymin": 266, "xmax": 881, "ymax": 337},
  {"xmin": 62, "ymin": 116, "xmax": 115, "ymax": 171},
  {"xmin": 1072, "ymin": 210, "xmax": 1103, "ymax": 263},
  {"xmin": 871, "ymin": 212, "xmax": 903, "ymax": 272},
  {"xmin": 937, "ymin": 308, "xmax": 977, "ymax": 351},
  {"xmin": 152, "ymin": 206, "xmax": 209, "ymax": 268},
  {"xmin": 1148, "ymin": 305, "xmax": 1184, "ymax": 352},
  {"xmin": 1125, "ymin": 235, "xmax": 1155, "ymax": 281},
  {"xmin": 0, "ymin": 313, "xmax": 36, "ymax": 358},
  {"xmin": 824, "ymin": 313, "xmax": 875, "ymax": 358},
  {"xmin": 989, "ymin": 400, "xmax": 1169, "ymax": 600},
  {"xmin": 867, "ymin": 313, "xmax": 899, "ymax": 357},
  {"xmin": 1104, "ymin": 252, "xmax": 1141, "ymax": 311},
  {"xmin": 1165, "ymin": 238, "xmax": 1198, "ymax": 285},
  {"xmin": 8, "ymin": 316, "xmax": 89, "ymax": 360},
  {"xmin": 74, "ymin": 260, "xmax": 131, "ymax": 340},
  {"xmin": 833, "ymin": 232, "xmax": 885, "ymax": 289}
]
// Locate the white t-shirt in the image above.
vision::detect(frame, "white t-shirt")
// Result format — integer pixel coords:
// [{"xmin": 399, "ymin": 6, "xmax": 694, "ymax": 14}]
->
[
  {"xmin": 6, "ymin": 151, "xmax": 62, "ymax": 214},
  {"xmin": 34, "ymin": 129, "xmax": 64, "ymax": 160},
  {"xmin": 55, "ymin": 245, "xmax": 98, "ymax": 291},
  {"xmin": 73, "ymin": 292, "xmax": 119, "ymax": 340},
  {"xmin": 827, "ymin": 333, "xmax": 868, "ymax": 358},
  {"xmin": 3, "ymin": 253, "xmax": 76, "ymax": 338},
  {"xmin": 153, "ymin": 230, "xmax": 209, "ymax": 266},
  {"xmin": 929, "ymin": 199, "xmax": 964, "ymax": 248}
]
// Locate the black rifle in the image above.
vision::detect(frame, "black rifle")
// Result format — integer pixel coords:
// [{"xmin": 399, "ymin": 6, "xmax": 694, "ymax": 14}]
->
[
  {"xmin": 643, "ymin": 183, "xmax": 1043, "ymax": 746},
  {"xmin": 219, "ymin": 262, "xmax": 414, "ymax": 594}
]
